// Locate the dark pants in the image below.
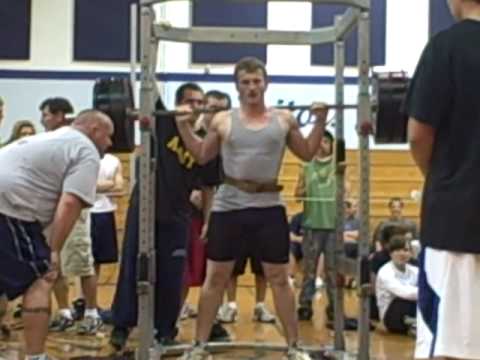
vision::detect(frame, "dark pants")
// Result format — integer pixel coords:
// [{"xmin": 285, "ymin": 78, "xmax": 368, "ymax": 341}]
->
[
  {"xmin": 111, "ymin": 195, "xmax": 188, "ymax": 338},
  {"xmin": 299, "ymin": 229, "xmax": 335, "ymax": 310},
  {"xmin": 384, "ymin": 298, "xmax": 416, "ymax": 334}
]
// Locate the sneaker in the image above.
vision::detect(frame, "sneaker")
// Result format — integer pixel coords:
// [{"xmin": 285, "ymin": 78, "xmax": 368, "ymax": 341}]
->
[
  {"xmin": 217, "ymin": 303, "xmax": 237, "ymax": 323},
  {"xmin": 77, "ymin": 316, "xmax": 102, "ymax": 335},
  {"xmin": 110, "ymin": 326, "xmax": 130, "ymax": 351},
  {"xmin": 49, "ymin": 314, "xmax": 74, "ymax": 332},
  {"xmin": 155, "ymin": 336, "xmax": 180, "ymax": 347},
  {"xmin": 284, "ymin": 348, "xmax": 312, "ymax": 360},
  {"xmin": 72, "ymin": 298, "xmax": 86, "ymax": 321},
  {"xmin": 181, "ymin": 346, "xmax": 212, "ymax": 360},
  {"xmin": 208, "ymin": 322, "xmax": 230, "ymax": 342},
  {"xmin": 297, "ymin": 307, "xmax": 313, "ymax": 321},
  {"xmin": 180, "ymin": 303, "xmax": 197, "ymax": 321},
  {"xmin": 253, "ymin": 303, "xmax": 276, "ymax": 323}
]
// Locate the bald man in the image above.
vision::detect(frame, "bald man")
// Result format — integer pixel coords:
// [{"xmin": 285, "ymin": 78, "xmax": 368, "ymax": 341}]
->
[{"xmin": 0, "ymin": 110, "xmax": 113, "ymax": 360}]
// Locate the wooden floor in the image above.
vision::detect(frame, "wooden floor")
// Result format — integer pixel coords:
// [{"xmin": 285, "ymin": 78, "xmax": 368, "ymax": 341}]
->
[{"xmin": 0, "ymin": 284, "xmax": 414, "ymax": 359}]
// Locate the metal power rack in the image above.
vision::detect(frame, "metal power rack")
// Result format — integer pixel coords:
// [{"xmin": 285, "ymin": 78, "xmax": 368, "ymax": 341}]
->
[{"xmin": 135, "ymin": 1, "xmax": 372, "ymax": 359}]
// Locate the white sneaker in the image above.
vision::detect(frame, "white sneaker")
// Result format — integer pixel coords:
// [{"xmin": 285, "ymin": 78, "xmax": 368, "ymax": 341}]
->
[
  {"xmin": 253, "ymin": 303, "xmax": 276, "ymax": 323},
  {"xmin": 284, "ymin": 348, "xmax": 312, "ymax": 360},
  {"xmin": 180, "ymin": 303, "xmax": 197, "ymax": 321},
  {"xmin": 217, "ymin": 303, "xmax": 237, "ymax": 323}
]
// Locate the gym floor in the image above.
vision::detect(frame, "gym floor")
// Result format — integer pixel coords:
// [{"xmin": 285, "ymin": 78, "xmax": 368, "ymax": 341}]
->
[{"xmin": 0, "ymin": 284, "xmax": 414, "ymax": 359}]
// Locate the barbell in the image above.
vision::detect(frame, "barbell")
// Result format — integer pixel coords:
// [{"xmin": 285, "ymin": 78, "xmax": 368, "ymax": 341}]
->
[{"xmin": 93, "ymin": 72, "xmax": 410, "ymax": 152}]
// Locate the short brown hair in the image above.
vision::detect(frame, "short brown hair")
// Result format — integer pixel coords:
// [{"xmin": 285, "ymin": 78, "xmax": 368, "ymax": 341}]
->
[
  {"xmin": 388, "ymin": 235, "xmax": 408, "ymax": 254},
  {"xmin": 234, "ymin": 57, "xmax": 267, "ymax": 83}
]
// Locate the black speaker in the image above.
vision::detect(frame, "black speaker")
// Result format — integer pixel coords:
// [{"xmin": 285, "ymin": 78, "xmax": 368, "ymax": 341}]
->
[
  {"xmin": 93, "ymin": 78, "xmax": 135, "ymax": 152},
  {"xmin": 373, "ymin": 73, "xmax": 410, "ymax": 144}
]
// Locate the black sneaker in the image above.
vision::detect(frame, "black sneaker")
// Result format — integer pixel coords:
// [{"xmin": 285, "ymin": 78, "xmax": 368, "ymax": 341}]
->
[
  {"xmin": 110, "ymin": 326, "xmax": 130, "ymax": 351},
  {"xmin": 72, "ymin": 298, "xmax": 86, "ymax": 321},
  {"xmin": 155, "ymin": 336, "xmax": 181, "ymax": 347},
  {"xmin": 297, "ymin": 307, "xmax": 313, "ymax": 321},
  {"xmin": 208, "ymin": 322, "xmax": 230, "ymax": 342}
]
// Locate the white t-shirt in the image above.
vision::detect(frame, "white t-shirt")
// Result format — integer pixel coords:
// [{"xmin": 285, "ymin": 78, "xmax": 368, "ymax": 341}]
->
[
  {"xmin": 376, "ymin": 260, "xmax": 418, "ymax": 321},
  {"xmin": 0, "ymin": 127, "xmax": 100, "ymax": 227},
  {"xmin": 91, "ymin": 153, "xmax": 121, "ymax": 213}
]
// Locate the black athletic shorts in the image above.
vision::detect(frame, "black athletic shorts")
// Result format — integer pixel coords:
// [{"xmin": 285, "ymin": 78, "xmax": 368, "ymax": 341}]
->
[
  {"xmin": 232, "ymin": 255, "xmax": 264, "ymax": 276},
  {"xmin": 207, "ymin": 206, "xmax": 290, "ymax": 265}
]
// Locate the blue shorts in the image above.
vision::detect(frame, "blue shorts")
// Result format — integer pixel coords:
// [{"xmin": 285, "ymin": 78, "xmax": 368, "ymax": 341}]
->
[{"xmin": 0, "ymin": 214, "xmax": 50, "ymax": 300}]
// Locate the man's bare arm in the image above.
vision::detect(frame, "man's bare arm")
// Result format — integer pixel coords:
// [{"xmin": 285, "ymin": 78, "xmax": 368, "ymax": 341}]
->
[
  {"xmin": 286, "ymin": 103, "xmax": 328, "ymax": 161},
  {"xmin": 48, "ymin": 193, "xmax": 85, "ymax": 252},
  {"xmin": 175, "ymin": 108, "xmax": 223, "ymax": 165},
  {"xmin": 408, "ymin": 117, "xmax": 435, "ymax": 177}
]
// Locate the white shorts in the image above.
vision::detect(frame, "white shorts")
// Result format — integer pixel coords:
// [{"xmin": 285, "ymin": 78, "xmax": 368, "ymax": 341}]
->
[{"xmin": 416, "ymin": 247, "xmax": 480, "ymax": 359}]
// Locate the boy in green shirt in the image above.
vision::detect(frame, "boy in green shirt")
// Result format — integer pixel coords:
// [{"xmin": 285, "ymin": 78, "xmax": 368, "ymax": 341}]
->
[{"xmin": 295, "ymin": 131, "xmax": 336, "ymax": 321}]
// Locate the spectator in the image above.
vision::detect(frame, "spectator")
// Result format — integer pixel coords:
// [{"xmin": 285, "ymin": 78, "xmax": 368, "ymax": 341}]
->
[{"xmin": 376, "ymin": 235, "xmax": 418, "ymax": 334}]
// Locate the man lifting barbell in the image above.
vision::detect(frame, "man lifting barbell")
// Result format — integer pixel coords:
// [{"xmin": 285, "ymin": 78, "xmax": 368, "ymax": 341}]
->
[{"xmin": 175, "ymin": 56, "xmax": 329, "ymax": 360}]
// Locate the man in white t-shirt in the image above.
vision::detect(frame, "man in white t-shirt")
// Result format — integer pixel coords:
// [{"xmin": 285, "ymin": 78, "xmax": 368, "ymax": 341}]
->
[
  {"xmin": 376, "ymin": 235, "xmax": 418, "ymax": 334},
  {"xmin": 0, "ymin": 110, "xmax": 113, "ymax": 360}
]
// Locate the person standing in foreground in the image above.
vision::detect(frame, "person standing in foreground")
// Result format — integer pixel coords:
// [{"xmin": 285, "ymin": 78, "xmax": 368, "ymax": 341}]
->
[
  {"xmin": 0, "ymin": 110, "xmax": 113, "ymax": 360},
  {"xmin": 406, "ymin": 1, "xmax": 480, "ymax": 359},
  {"xmin": 176, "ymin": 56, "xmax": 328, "ymax": 360}
]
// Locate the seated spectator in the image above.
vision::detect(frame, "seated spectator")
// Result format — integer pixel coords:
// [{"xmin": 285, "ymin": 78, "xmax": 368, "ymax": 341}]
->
[
  {"xmin": 5, "ymin": 120, "xmax": 36, "ymax": 145},
  {"xmin": 376, "ymin": 235, "xmax": 418, "ymax": 334},
  {"xmin": 369, "ymin": 224, "xmax": 408, "ymax": 320},
  {"xmin": 343, "ymin": 199, "xmax": 360, "ymax": 259},
  {"xmin": 373, "ymin": 197, "xmax": 418, "ymax": 250}
]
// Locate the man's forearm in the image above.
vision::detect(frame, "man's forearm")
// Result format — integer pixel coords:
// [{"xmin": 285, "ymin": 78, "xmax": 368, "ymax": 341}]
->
[
  {"xmin": 201, "ymin": 187, "xmax": 214, "ymax": 223},
  {"xmin": 49, "ymin": 194, "xmax": 84, "ymax": 252},
  {"xmin": 408, "ymin": 118, "xmax": 435, "ymax": 177},
  {"xmin": 410, "ymin": 140, "xmax": 432, "ymax": 177},
  {"xmin": 176, "ymin": 122, "xmax": 205, "ymax": 163},
  {"xmin": 96, "ymin": 179, "xmax": 115, "ymax": 192},
  {"xmin": 305, "ymin": 121, "xmax": 325, "ymax": 158}
]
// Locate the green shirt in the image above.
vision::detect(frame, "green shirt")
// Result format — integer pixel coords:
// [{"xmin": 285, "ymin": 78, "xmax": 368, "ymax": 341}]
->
[{"xmin": 302, "ymin": 157, "xmax": 336, "ymax": 230}]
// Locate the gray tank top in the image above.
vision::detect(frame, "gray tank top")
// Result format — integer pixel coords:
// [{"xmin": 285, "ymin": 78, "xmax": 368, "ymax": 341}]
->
[{"xmin": 212, "ymin": 109, "xmax": 288, "ymax": 212}]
